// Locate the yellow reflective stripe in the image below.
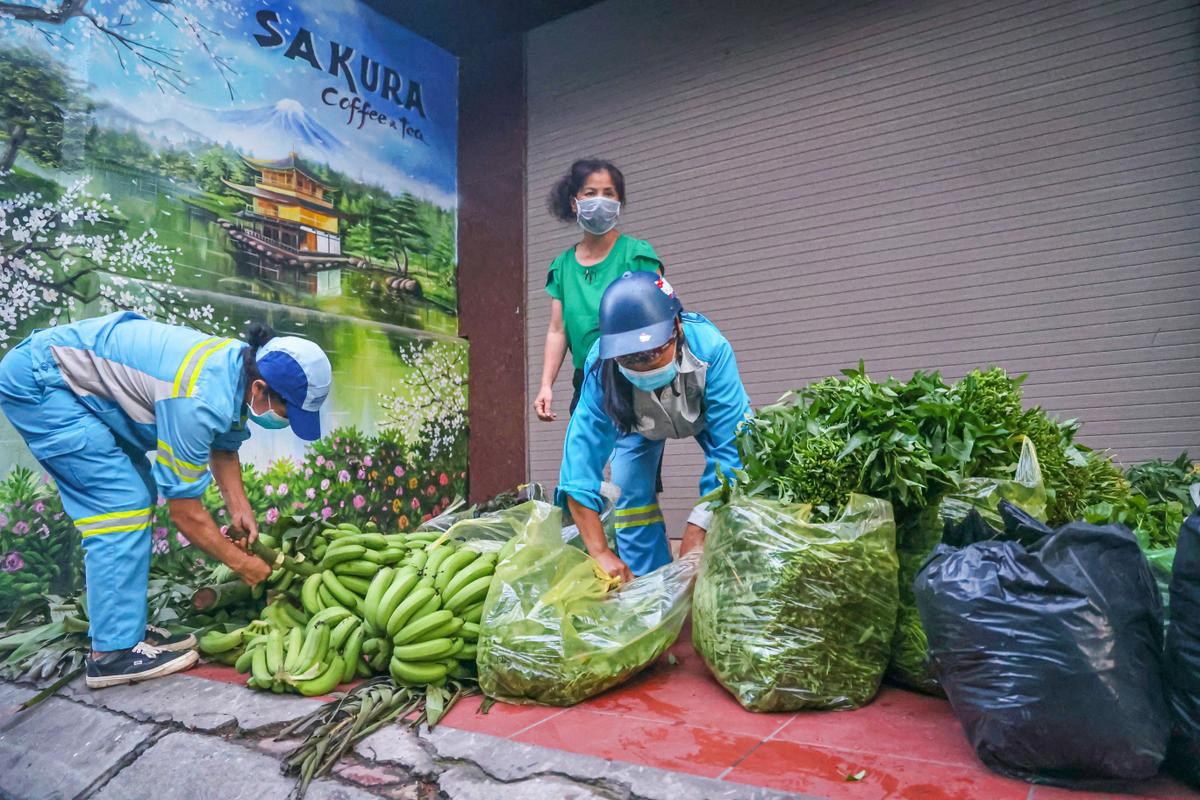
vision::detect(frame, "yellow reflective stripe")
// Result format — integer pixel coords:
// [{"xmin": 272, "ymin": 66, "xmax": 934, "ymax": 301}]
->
[
  {"xmin": 157, "ymin": 455, "xmax": 205, "ymax": 482},
  {"xmin": 157, "ymin": 440, "xmax": 204, "ymax": 472},
  {"xmin": 185, "ymin": 338, "xmax": 233, "ymax": 397},
  {"xmin": 81, "ymin": 521, "xmax": 152, "ymax": 538},
  {"xmin": 616, "ymin": 503, "xmax": 660, "ymax": 516},
  {"xmin": 614, "ymin": 515, "xmax": 664, "ymax": 530},
  {"xmin": 75, "ymin": 507, "xmax": 153, "ymax": 526},
  {"xmin": 172, "ymin": 337, "xmax": 218, "ymax": 397}
]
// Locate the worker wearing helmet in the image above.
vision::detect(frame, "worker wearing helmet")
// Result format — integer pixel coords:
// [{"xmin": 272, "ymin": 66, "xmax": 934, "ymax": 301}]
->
[
  {"xmin": 557, "ymin": 271, "xmax": 751, "ymax": 582},
  {"xmin": 0, "ymin": 312, "xmax": 332, "ymax": 688}
]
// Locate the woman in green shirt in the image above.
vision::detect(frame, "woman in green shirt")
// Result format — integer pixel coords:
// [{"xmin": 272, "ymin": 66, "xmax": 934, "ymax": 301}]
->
[{"xmin": 534, "ymin": 159, "xmax": 672, "ymax": 573}]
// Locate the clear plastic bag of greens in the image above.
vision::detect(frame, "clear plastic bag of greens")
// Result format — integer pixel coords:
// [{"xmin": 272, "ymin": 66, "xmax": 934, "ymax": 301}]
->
[
  {"xmin": 419, "ymin": 484, "xmax": 549, "ymax": 534},
  {"xmin": 693, "ymin": 492, "xmax": 898, "ymax": 712},
  {"xmin": 561, "ymin": 482, "xmax": 620, "ymax": 552},
  {"xmin": 436, "ymin": 486, "xmax": 618, "ymax": 556},
  {"xmin": 890, "ymin": 436, "xmax": 1047, "ymax": 694},
  {"xmin": 476, "ymin": 503, "xmax": 697, "ymax": 706},
  {"xmin": 438, "ymin": 498, "xmax": 560, "ymax": 555}
]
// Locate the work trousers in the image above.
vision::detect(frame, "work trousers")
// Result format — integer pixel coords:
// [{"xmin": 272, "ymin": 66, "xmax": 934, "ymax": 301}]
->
[{"xmin": 0, "ymin": 339, "xmax": 154, "ymax": 651}]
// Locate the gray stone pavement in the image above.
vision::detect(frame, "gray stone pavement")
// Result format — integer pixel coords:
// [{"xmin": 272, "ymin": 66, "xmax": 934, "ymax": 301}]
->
[{"xmin": 0, "ymin": 676, "xmax": 812, "ymax": 800}]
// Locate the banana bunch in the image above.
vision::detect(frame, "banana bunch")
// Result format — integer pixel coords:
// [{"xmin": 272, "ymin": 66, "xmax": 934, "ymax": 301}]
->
[
  {"xmin": 298, "ymin": 523, "xmax": 412, "ymax": 618},
  {"xmin": 359, "ymin": 531, "xmax": 497, "ymax": 687},
  {"xmin": 200, "ymin": 520, "xmax": 500, "ymax": 694},
  {"xmin": 212, "ymin": 600, "xmax": 369, "ymax": 697}
]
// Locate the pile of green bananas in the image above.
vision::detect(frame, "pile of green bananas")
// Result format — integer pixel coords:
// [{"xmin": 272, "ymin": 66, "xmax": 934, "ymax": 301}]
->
[
  {"xmin": 198, "ymin": 600, "xmax": 365, "ymax": 697},
  {"xmin": 360, "ymin": 530, "xmax": 497, "ymax": 687},
  {"xmin": 197, "ymin": 521, "xmax": 498, "ymax": 693}
]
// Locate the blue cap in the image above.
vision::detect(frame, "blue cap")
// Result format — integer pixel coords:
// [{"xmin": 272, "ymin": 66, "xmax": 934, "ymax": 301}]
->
[
  {"xmin": 256, "ymin": 336, "xmax": 332, "ymax": 441},
  {"xmin": 598, "ymin": 272, "xmax": 683, "ymax": 360}
]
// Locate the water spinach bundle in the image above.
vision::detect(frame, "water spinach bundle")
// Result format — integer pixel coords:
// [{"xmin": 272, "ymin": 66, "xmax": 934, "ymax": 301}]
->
[{"xmin": 693, "ymin": 493, "xmax": 898, "ymax": 712}]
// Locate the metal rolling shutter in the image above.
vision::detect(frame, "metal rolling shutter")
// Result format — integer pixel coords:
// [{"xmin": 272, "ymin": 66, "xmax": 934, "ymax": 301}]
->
[{"xmin": 525, "ymin": 0, "xmax": 1200, "ymax": 534}]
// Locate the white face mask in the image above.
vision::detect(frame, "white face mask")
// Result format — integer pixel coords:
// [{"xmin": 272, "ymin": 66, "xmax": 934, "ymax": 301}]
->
[{"xmin": 575, "ymin": 196, "xmax": 621, "ymax": 235}]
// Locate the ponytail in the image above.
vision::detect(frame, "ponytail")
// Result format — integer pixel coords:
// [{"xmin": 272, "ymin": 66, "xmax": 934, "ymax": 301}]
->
[{"xmin": 241, "ymin": 322, "xmax": 282, "ymax": 401}]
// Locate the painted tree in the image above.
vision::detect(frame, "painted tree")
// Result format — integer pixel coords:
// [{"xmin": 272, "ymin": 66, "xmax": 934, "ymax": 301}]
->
[
  {"xmin": 430, "ymin": 216, "xmax": 456, "ymax": 287},
  {"xmin": 0, "ymin": 49, "xmax": 73, "ymax": 173},
  {"xmin": 0, "ymin": 0, "xmax": 242, "ymax": 98},
  {"xmin": 0, "ymin": 175, "xmax": 226, "ymax": 343},
  {"xmin": 390, "ymin": 193, "xmax": 427, "ymax": 275},
  {"xmin": 381, "ymin": 339, "xmax": 468, "ymax": 459}
]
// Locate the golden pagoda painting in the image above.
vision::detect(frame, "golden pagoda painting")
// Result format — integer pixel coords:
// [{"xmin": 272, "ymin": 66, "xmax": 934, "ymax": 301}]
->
[{"xmin": 218, "ymin": 152, "xmax": 352, "ymax": 297}]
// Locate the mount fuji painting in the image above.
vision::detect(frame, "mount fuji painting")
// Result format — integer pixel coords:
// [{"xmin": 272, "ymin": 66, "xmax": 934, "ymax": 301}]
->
[{"xmin": 213, "ymin": 100, "xmax": 344, "ymax": 155}]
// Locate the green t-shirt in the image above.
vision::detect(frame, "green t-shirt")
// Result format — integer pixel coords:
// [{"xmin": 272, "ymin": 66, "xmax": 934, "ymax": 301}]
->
[{"xmin": 545, "ymin": 235, "xmax": 663, "ymax": 369}]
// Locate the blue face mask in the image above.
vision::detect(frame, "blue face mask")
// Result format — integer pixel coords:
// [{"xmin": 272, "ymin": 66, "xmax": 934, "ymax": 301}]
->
[
  {"xmin": 619, "ymin": 359, "xmax": 678, "ymax": 392},
  {"xmin": 246, "ymin": 393, "xmax": 289, "ymax": 430}
]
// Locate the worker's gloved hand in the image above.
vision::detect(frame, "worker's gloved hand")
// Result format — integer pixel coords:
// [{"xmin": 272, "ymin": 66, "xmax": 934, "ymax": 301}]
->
[
  {"xmin": 230, "ymin": 508, "xmax": 259, "ymax": 545},
  {"xmin": 595, "ymin": 548, "xmax": 634, "ymax": 585},
  {"xmin": 236, "ymin": 553, "xmax": 272, "ymax": 586}
]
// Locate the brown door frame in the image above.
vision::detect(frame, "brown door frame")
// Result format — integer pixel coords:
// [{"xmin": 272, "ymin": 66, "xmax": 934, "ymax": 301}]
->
[{"xmin": 457, "ymin": 35, "xmax": 527, "ymax": 503}]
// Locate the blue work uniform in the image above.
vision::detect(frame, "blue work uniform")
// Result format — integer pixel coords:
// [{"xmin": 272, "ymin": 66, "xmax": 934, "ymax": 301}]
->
[
  {"xmin": 557, "ymin": 312, "xmax": 751, "ymax": 575},
  {"xmin": 0, "ymin": 312, "xmax": 251, "ymax": 651}
]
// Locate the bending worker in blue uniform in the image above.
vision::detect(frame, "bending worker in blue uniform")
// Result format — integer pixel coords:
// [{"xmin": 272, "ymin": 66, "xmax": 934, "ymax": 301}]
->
[
  {"xmin": 0, "ymin": 312, "xmax": 332, "ymax": 688},
  {"xmin": 557, "ymin": 271, "xmax": 751, "ymax": 582}
]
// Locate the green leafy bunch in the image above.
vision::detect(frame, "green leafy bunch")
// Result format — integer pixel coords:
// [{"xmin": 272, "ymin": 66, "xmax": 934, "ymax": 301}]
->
[
  {"xmin": 1046, "ymin": 446, "xmax": 1129, "ymax": 526},
  {"xmin": 943, "ymin": 367, "xmax": 1026, "ymax": 474},
  {"xmin": 1126, "ymin": 453, "xmax": 1197, "ymax": 506},
  {"xmin": 1085, "ymin": 453, "xmax": 1196, "ymax": 550},
  {"xmin": 736, "ymin": 364, "xmax": 981, "ymax": 520}
]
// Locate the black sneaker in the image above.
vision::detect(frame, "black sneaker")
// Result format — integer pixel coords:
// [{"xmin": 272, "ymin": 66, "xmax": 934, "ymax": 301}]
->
[
  {"xmin": 86, "ymin": 642, "xmax": 199, "ymax": 689},
  {"xmin": 143, "ymin": 624, "xmax": 197, "ymax": 652}
]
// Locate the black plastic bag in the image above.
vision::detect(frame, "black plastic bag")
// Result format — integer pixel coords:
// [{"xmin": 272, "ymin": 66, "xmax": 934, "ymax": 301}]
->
[
  {"xmin": 915, "ymin": 504, "xmax": 1170, "ymax": 786},
  {"xmin": 1165, "ymin": 509, "xmax": 1200, "ymax": 788}
]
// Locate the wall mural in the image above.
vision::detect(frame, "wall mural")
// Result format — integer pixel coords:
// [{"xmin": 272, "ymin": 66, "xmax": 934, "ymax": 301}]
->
[{"xmin": 0, "ymin": 0, "xmax": 465, "ymax": 612}]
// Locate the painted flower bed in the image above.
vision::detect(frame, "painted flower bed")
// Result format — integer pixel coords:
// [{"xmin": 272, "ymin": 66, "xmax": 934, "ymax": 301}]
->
[{"xmin": 0, "ymin": 425, "xmax": 467, "ymax": 614}]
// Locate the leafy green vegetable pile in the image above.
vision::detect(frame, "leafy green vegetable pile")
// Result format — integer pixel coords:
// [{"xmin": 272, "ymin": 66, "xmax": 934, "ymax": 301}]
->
[
  {"xmin": 693, "ymin": 493, "xmax": 898, "ymax": 711},
  {"xmin": 1087, "ymin": 453, "xmax": 1196, "ymax": 547},
  {"xmin": 732, "ymin": 363, "xmax": 1127, "ymax": 529},
  {"xmin": 722, "ymin": 363, "xmax": 1187, "ymax": 699},
  {"xmin": 476, "ymin": 501, "xmax": 695, "ymax": 706}
]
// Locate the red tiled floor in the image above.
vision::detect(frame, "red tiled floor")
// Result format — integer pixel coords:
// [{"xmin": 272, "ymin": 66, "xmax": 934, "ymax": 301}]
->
[
  {"xmin": 727, "ymin": 738, "xmax": 1033, "ymax": 800},
  {"xmin": 437, "ymin": 693, "xmax": 568, "ymax": 738},
  {"xmin": 582, "ymin": 638, "xmax": 793, "ymax": 738},
  {"xmin": 776, "ymin": 687, "xmax": 977, "ymax": 767},
  {"xmin": 513, "ymin": 707, "xmax": 763, "ymax": 780},
  {"xmin": 186, "ymin": 637, "xmax": 1200, "ymax": 800}
]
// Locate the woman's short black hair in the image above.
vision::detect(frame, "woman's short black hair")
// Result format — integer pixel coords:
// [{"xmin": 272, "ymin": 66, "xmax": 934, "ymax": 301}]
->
[
  {"xmin": 548, "ymin": 159, "xmax": 626, "ymax": 222},
  {"xmin": 241, "ymin": 322, "xmax": 284, "ymax": 403}
]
